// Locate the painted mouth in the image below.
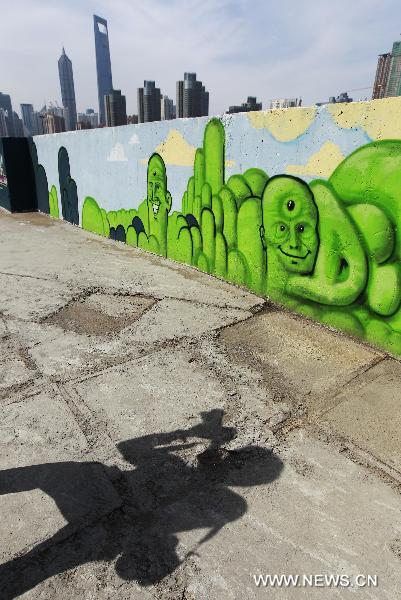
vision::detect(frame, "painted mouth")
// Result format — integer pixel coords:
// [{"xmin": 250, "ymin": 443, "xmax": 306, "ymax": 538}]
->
[
  {"xmin": 152, "ymin": 202, "xmax": 159, "ymax": 215},
  {"xmin": 278, "ymin": 245, "xmax": 311, "ymax": 260}
]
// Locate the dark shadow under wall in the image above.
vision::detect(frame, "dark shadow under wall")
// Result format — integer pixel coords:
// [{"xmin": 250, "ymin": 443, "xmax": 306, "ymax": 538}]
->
[{"xmin": 0, "ymin": 138, "xmax": 38, "ymax": 212}]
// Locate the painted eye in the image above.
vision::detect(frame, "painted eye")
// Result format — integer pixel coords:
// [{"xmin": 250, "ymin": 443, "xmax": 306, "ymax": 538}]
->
[
  {"xmin": 280, "ymin": 225, "xmax": 286, "ymax": 231},
  {"xmin": 297, "ymin": 225, "xmax": 304, "ymax": 233}
]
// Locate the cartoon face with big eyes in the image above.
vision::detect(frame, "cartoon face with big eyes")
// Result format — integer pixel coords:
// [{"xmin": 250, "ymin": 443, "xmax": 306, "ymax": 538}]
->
[
  {"xmin": 147, "ymin": 153, "xmax": 172, "ymax": 221},
  {"xmin": 261, "ymin": 176, "xmax": 319, "ymax": 274}
]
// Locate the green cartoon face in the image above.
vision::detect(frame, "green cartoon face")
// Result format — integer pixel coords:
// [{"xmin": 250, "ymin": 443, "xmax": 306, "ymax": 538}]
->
[
  {"xmin": 147, "ymin": 154, "xmax": 172, "ymax": 221},
  {"xmin": 262, "ymin": 176, "xmax": 319, "ymax": 274}
]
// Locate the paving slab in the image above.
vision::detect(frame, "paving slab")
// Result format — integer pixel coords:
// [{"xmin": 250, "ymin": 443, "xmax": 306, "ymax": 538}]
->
[
  {"xmin": 1, "ymin": 512, "xmax": 158, "ymax": 600},
  {"xmin": 0, "ymin": 388, "xmax": 121, "ymax": 563},
  {"xmin": 126, "ymin": 298, "xmax": 252, "ymax": 344},
  {"xmin": 0, "ymin": 210, "xmax": 263, "ymax": 312},
  {"xmin": 43, "ymin": 292, "xmax": 156, "ymax": 336},
  {"xmin": 0, "ymin": 273, "xmax": 76, "ymax": 321},
  {"xmin": 0, "ymin": 336, "xmax": 37, "ymax": 391},
  {"xmin": 221, "ymin": 309, "xmax": 381, "ymax": 413},
  {"xmin": 168, "ymin": 430, "xmax": 401, "ymax": 599},
  {"xmin": 322, "ymin": 358, "xmax": 401, "ymax": 473},
  {"xmin": 7, "ymin": 297, "xmax": 251, "ymax": 381},
  {"xmin": 73, "ymin": 347, "xmax": 228, "ymax": 448},
  {"xmin": 7, "ymin": 317, "xmax": 150, "ymax": 379},
  {"xmin": 1, "ymin": 210, "xmax": 401, "ymax": 599}
]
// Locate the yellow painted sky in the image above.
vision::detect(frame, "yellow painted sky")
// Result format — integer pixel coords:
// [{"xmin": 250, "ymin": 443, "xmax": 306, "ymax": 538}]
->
[
  {"xmin": 154, "ymin": 129, "xmax": 196, "ymax": 166},
  {"xmin": 286, "ymin": 142, "xmax": 345, "ymax": 179},
  {"xmin": 247, "ymin": 107, "xmax": 317, "ymax": 142},
  {"xmin": 328, "ymin": 97, "xmax": 401, "ymax": 140}
]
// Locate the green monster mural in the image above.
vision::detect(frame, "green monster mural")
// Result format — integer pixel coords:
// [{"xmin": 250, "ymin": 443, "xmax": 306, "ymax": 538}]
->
[
  {"xmin": 260, "ymin": 176, "xmax": 319, "ymax": 299},
  {"xmin": 145, "ymin": 153, "xmax": 172, "ymax": 257},
  {"xmin": 78, "ymin": 119, "xmax": 401, "ymax": 355}
]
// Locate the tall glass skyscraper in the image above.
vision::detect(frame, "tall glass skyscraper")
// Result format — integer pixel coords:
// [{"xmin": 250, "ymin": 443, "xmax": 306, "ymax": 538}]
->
[
  {"xmin": 386, "ymin": 41, "xmax": 401, "ymax": 97},
  {"xmin": 20, "ymin": 104, "xmax": 35, "ymax": 136},
  {"xmin": 137, "ymin": 81, "xmax": 161, "ymax": 123},
  {"xmin": 58, "ymin": 48, "xmax": 77, "ymax": 131},
  {"xmin": 0, "ymin": 92, "xmax": 15, "ymax": 136},
  {"xmin": 176, "ymin": 73, "xmax": 209, "ymax": 118},
  {"xmin": 93, "ymin": 15, "xmax": 113, "ymax": 125}
]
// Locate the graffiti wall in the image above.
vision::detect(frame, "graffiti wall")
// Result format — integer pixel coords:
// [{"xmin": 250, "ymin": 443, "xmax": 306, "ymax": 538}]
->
[{"xmin": 32, "ymin": 97, "xmax": 401, "ymax": 355}]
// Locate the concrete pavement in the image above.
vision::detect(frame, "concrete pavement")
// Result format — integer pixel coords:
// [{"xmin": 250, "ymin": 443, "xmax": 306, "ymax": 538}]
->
[{"xmin": 0, "ymin": 209, "xmax": 400, "ymax": 599}]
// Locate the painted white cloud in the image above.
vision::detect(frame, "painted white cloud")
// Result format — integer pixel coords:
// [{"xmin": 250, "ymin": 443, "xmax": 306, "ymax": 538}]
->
[
  {"xmin": 129, "ymin": 133, "xmax": 140, "ymax": 145},
  {"xmin": 107, "ymin": 143, "xmax": 128, "ymax": 162}
]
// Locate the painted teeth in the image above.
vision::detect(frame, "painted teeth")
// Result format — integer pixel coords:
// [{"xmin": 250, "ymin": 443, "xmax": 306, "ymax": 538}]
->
[{"xmin": 153, "ymin": 203, "xmax": 158, "ymax": 214}]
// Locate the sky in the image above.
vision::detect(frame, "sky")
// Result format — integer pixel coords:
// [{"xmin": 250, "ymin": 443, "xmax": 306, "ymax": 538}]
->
[{"xmin": 1, "ymin": 0, "xmax": 401, "ymax": 117}]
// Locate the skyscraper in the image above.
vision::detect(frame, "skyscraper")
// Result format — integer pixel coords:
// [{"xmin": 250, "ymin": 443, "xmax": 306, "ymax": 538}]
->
[
  {"xmin": 176, "ymin": 81, "xmax": 183, "ymax": 119},
  {"xmin": 21, "ymin": 104, "xmax": 35, "ymax": 136},
  {"xmin": 58, "ymin": 48, "xmax": 77, "ymax": 131},
  {"xmin": 137, "ymin": 81, "xmax": 161, "ymax": 123},
  {"xmin": 0, "ymin": 92, "xmax": 15, "ymax": 136},
  {"xmin": 176, "ymin": 73, "xmax": 209, "ymax": 118},
  {"xmin": 372, "ymin": 53, "xmax": 392, "ymax": 99},
  {"xmin": 93, "ymin": 15, "xmax": 113, "ymax": 125},
  {"xmin": 13, "ymin": 112, "xmax": 24, "ymax": 137},
  {"xmin": 386, "ymin": 41, "xmax": 401, "ymax": 97},
  {"xmin": 0, "ymin": 109, "xmax": 8, "ymax": 137},
  {"xmin": 42, "ymin": 113, "xmax": 66, "ymax": 134},
  {"xmin": 161, "ymin": 96, "xmax": 176, "ymax": 120},
  {"xmin": 104, "ymin": 90, "xmax": 127, "ymax": 126}
]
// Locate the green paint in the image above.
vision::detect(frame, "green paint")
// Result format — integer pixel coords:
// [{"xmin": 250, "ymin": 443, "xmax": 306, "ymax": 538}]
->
[
  {"xmin": 146, "ymin": 153, "xmax": 172, "ymax": 257},
  {"xmin": 214, "ymin": 231, "xmax": 228, "ymax": 278},
  {"xmin": 204, "ymin": 118, "xmax": 225, "ymax": 194},
  {"xmin": 194, "ymin": 148, "xmax": 205, "ymax": 197},
  {"xmin": 190, "ymin": 226, "xmax": 202, "ymax": 266},
  {"xmin": 226, "ymin": 174, "xmax": 252, "ymax": 207},
  {"xmin": 82, "ymin": 196, "xmax": 107, "ymax": 235},
  {"xmin": 201, "ymin": 182, "xmax": 212, "ymax": 210},
  {"xmin": 126, "ymin": 225, "xmax": 138, "ymax": 247},
  {"xmin": 75, "ymin": 120, "xmax": 401, "ymax": 355},
  {"xmin": 237, "ymin": 196, "xmax": 264, "ymax": 293},
  {"xmin": 220, "ymin": 186, "xmax": 238, "ymax": 249},
  {"xmin": 201, "ymin": 208, "xmax": 216, "ymax": 272},
  {"xmin": 227, "ymin": 249, "xmax": 248, "ymax": 286},
  {"xmin": 48, "ymin": 185, "xmax": 59, "ymax": 219},
  {"xmin": 197, "ymin": 251, "xmax": 210, "ymax": 274},
  {"xmin": 243, "ymin": 168, "xmax": 269, "ymax": 198}
]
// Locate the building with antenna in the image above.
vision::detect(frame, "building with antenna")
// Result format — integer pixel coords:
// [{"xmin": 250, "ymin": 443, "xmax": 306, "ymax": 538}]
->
[{"xmin": 93, "ymin": 15, "xmax": 113, "ymax": 126}]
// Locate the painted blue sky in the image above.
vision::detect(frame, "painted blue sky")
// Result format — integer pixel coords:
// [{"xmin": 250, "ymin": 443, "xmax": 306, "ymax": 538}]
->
[{"xmin": 2, "ymin": 0, "xmax": 401, "ymax": 116}]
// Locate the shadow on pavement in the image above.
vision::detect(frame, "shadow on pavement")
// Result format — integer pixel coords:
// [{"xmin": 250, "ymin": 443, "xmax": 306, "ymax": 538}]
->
[{"xmin": 0, "ymin": 409, "xmax": 283, "ymax": 598}]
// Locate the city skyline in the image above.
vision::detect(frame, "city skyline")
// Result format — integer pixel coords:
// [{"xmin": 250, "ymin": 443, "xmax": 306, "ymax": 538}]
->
[{"xmin": 2, "ymin": 0, "xmax": 401, "ymax": 119}]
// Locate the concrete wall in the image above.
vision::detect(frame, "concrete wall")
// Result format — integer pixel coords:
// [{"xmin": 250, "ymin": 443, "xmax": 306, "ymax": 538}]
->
[{"xmin": 31, "ymin": 97, "xmax": 401, "ymax": 355}]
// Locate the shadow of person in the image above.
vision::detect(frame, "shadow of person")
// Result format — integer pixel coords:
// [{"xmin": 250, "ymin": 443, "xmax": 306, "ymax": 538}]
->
[{"xmin": 0, "ymin": 410, "xmax": 283, "ymax": 598}]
